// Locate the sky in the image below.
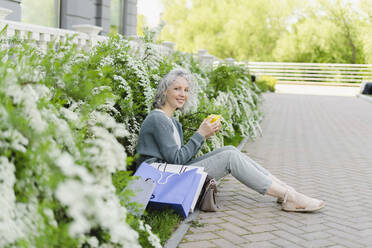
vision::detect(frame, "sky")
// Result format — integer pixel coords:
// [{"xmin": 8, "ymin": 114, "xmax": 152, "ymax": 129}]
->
[{"xmin": 137, "ymin": 0, "xmax": 164, "ymax": 28}]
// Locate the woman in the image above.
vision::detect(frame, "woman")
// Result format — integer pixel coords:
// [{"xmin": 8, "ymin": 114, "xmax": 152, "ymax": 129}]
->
[{"xmin": 137, "ymin": 68, "xmax": 325, "ymax": 212}]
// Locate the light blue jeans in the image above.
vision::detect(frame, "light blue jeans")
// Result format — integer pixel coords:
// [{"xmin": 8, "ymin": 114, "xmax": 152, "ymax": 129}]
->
[{"xmin": 187, "ymin": 146, "xmax": 273, "ymax": 195}]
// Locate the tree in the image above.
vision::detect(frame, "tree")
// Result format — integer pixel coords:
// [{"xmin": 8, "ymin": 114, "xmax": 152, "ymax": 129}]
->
[
  {"xmin": 273, "ymin": 17, "xmax": 364, "ymax": 63},
  {"xmin": 160, "ymin": 0, "xmax": 299, "ymax": 61},
  {"xmin": 316, "ymin": 0, "xmax": 364, "ymax": 64},
  {"xmin": 273, "ymin": 0, "xmax": 366, "ymax": 63}
]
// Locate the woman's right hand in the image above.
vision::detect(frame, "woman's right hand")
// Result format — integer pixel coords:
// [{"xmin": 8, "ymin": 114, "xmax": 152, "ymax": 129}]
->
[{"xmin": 197, "ymin": 117, "xmax": 221, "ymax": 139}]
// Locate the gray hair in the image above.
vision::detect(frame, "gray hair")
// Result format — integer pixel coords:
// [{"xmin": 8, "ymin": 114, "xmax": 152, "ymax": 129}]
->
[{"xmin": 153, "ymin": 68, "xmax": 196, "ymax": 112}]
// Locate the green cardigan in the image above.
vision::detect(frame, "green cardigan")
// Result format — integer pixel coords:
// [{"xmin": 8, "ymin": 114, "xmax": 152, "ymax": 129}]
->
[{"xmin": 137, "ymin": 110, "xmax": 205, "ymax": 165}]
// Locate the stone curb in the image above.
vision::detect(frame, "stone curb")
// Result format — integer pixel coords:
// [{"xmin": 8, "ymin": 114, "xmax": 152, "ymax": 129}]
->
[
  {"xmin": 163, "ymin": 137, "xmax": 250, "ymax": 248},
  {"xmin": 356, "ymin": 93, "xmax": 372, "ymax": 103}
]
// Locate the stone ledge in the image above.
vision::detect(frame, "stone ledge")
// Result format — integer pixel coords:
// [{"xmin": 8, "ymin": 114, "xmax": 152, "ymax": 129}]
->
[{"xmin": 356, "ymin": 93, "xmax": 372, "ymax": 103}]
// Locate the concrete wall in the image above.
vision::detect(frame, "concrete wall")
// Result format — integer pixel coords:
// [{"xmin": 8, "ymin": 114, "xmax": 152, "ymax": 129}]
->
[
  {"xmin": 0, "ymin": 0, "xmax": 21, "ymax": 21},
  {"xmin": 93, "ymin": 0, "xmax": 110, "ymax": 35},
  {"xmin": 122, "ymin": 0, "xmax": 137, "ymax": 36},
  {"xmin": 0, "ymin": 0, "xmax": 137, "ymax": 36},
  {"xmin": 60, "ymin": 0, "xmax": 94, "ymax": 29}
]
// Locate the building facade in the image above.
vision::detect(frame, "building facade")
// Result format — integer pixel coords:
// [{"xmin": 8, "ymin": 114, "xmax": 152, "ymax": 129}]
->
[{"xmin": 0, "ymin": 0, "xmax": 137, "ymax": 36}]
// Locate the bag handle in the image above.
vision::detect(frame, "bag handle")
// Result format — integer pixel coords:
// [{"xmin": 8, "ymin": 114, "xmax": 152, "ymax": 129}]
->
[
  {"xmin": 156, "ymin": 163, "xmax": 182, "ymax": 185},
  {"xmin": 157, "ymin": 162, "xmax": 187, "ymax": 174},
  {"xmin": 157, "ymin": 172, "xmax": 177, "ymax": 185}
]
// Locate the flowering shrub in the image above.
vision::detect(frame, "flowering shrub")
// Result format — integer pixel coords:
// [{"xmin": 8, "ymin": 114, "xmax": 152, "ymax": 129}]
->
[
  {"xmin": 256, "ymin": 75, "xmax": 277, "ymax": 92},
  {"xmin": 0, "ymin": 36, "xmax": 152, "ymax": 248},
  {"xmin": 0, "ymin": 30, "xmax": 263, "ymax": 247}
]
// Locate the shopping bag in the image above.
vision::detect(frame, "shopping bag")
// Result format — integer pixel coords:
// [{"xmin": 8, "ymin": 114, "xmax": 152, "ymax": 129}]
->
[
  {"xmin": 134, "ymin": 162, "xmax": 203, "ymax": 217},
  {"xmin": 151, "ymin": 163, "xmax": 207, "ymax": 212},
  {"xmin": 121, "ymin": 177, "xmax": 156, "ymax": 216}
]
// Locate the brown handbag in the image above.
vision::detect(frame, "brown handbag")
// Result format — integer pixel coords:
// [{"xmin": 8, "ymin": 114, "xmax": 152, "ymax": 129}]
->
[{"xmin": 198, "ymin": 175, "xmax": 220, "ymax": 212}]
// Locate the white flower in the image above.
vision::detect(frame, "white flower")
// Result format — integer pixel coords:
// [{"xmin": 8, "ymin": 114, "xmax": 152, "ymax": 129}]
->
[
  {"xmin": 56, "ymin": 179, "xmax": 140, "ymax": 247},
  {"xmin": 0, "ymin": 129, "xmax": 28, "ymax": 153},
  {"xmin": 60, "ymin": 107, "xmax": 79, "ymax": 122},
  {"xmin": 87, "ymin": 236, "xmax": 99, "ymax": 248},
  {"xmin": 3, "ymin": 76, "xmax": 48, "ymax": 132},
  {"xmin": 144, "ymin": 224, "xmax": 162, "ymax": 248},
  {"xmin": 56, "ymin": 153, "xmax": 93, "ymax": 183},
  {"xmin": 92, "ymin": 86, "xmax": 112, "ymax": 96},
  {"xmin": 0, "ymin": 156, "xmax": 33, "ymax": 247},
  {"xmin": 85, "ymin": 126, "xmax": 127, "ymax": 173}
]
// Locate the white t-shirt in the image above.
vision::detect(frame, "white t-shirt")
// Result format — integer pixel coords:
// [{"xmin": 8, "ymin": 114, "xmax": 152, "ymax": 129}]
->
[{"xmin": 154, "ymin": 109, "xmax": 181, "ymax": 149}]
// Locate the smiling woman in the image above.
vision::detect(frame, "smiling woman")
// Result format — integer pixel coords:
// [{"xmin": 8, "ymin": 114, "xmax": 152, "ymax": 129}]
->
[{"xmin": 137, "ymin": 68, "xmax": 325, "ymax": 213}]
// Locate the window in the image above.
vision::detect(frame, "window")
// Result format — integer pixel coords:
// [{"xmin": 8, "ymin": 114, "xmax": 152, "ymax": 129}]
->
[
  {"xmin": 110, "ymin": 0, "xmax": 123, "ymax": 34},
  {"xmin": 21, "ymin": 0, "xmax": 60, "ymax": 28}
]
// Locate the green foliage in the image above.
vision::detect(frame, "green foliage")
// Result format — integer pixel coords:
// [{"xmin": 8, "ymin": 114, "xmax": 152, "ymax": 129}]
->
[
  {"xmin": 274, "ymin": 12, "xmax": 365, "ymax": 64},
  {"xmin": 224, "ymin": 134, "xmax": 244, "ymax": 147},
  {"xmin": 207, "ymin": 64, "xmax": 251, "ymax": 97},
  {"xmin": 160, "ymin": 0, "xmax": 372, "ymax": 64},
  {"xmin": 160, "ymin": 0, "xmax": 300, "ymax": 61},
  {"xmin": 256, "ymin": 75, "xmax": 277, "ymax": 92}
]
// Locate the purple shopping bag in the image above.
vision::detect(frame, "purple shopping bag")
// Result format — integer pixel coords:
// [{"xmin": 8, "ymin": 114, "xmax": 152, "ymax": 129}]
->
[{"xmin": 134, "ymin": 162, "xmax": 201, "ymax": 217}]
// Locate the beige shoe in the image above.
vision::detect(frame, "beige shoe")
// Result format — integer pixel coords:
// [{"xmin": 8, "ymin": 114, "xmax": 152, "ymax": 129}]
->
[
  {"xmin": 269, "ymin": 175, "xmax": 294, "ymax": 204},
  {"xmin": 281, "ymin": 189, "xmax": 325, "ymax": 212}
]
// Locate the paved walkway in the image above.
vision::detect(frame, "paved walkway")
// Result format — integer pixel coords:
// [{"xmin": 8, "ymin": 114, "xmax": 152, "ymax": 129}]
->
[{"xmin": 178, "ymin": 93, "xmax": 372, "ymax": 248}]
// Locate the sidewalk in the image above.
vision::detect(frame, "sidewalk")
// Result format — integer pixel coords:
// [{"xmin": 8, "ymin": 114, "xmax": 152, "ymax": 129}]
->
[{"xmin": 178, "ymin": 93, "xmax": 372, "ymax": 248}]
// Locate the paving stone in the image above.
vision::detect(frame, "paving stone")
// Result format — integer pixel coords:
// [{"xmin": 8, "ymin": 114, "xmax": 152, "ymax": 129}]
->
[
  {"xmin": 242, "ymin": 232, "xmax": 277, "ymax": 242},
  {"xmin": 189, "ymin": 224, "xmax": 223, "ymax": 233},
  {"xmin": 198, "ymin": 217, "xmax": 226, "ymax": 225},
  {"xmin": 358, "ymin": 228, "xmax": 372, "ymax": 237},
  {"xmin": 299, "ymin": 224, "xmax": 329, "ymax": 232},
  {"xmin": 301, "ymin": 231, "xmax": 332, "ymax": 241},
  {"xmin": 325, "ymin": 228, "xmax": 361, "ymax": 241},
  {"xmin": 327, "ymin": 237, "xmax": 365, "ymax": 248},
  {"xmin": 269, "ymin": 238, "xmax": 300, "ymax": 247},
  {"xmin": 222, "ymin": 216, "xmax": 253, "ymax": 228},
  {"xmin": 246, "ymin": 224, "xmax": 278, "ymax": 233},
  {"xmin": 272, "ymin": 223, "xmax": 305, "ymax": 235},
  {"xmin": 239, "ymin": 241, "xmax": 277, "ymax": 248},
  {"xmin": 217, "ymin": 222, "xmax": 250, "ymax": 235},
  {"xmin": 199, "ymin": 211, "xmax": 228, "ymax": 219},
  {"xmin": 178, "ymin": 240, "xmax": 216, "ymax": 248},
  {"xmin": 300, "ymin": 239, "xmax": 337, "ymax": 248},
  {"xmin": 210, "ymin": 238, "xmax": 237, "ymax": 248},
  {"xmin": 272, "ymin": 230, "xmax": 307, "ymax": 244},
  {"xmin": 215, "ymin": 230, "xmax": 247, "ymax": 244},
  {"xmin": 183, "ymin": 232, "xmax": 219, "ymax": 242}
]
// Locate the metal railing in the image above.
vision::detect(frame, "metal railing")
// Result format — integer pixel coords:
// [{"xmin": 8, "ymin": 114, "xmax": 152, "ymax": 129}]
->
[{"xmin": 245, "ymin": 62, "xmax": 372, "ymax": 87}]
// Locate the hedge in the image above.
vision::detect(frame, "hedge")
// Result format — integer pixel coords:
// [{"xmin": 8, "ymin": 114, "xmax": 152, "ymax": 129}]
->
[{"xmin": 0, "ymin": 29, "xmax": 263, "ymax": 247}]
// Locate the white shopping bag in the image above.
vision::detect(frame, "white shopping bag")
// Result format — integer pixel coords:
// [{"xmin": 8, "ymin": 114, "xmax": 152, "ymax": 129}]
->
[{"xmin": 151, "ymin": 163, "xmax": 207, "ymax": 213}]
